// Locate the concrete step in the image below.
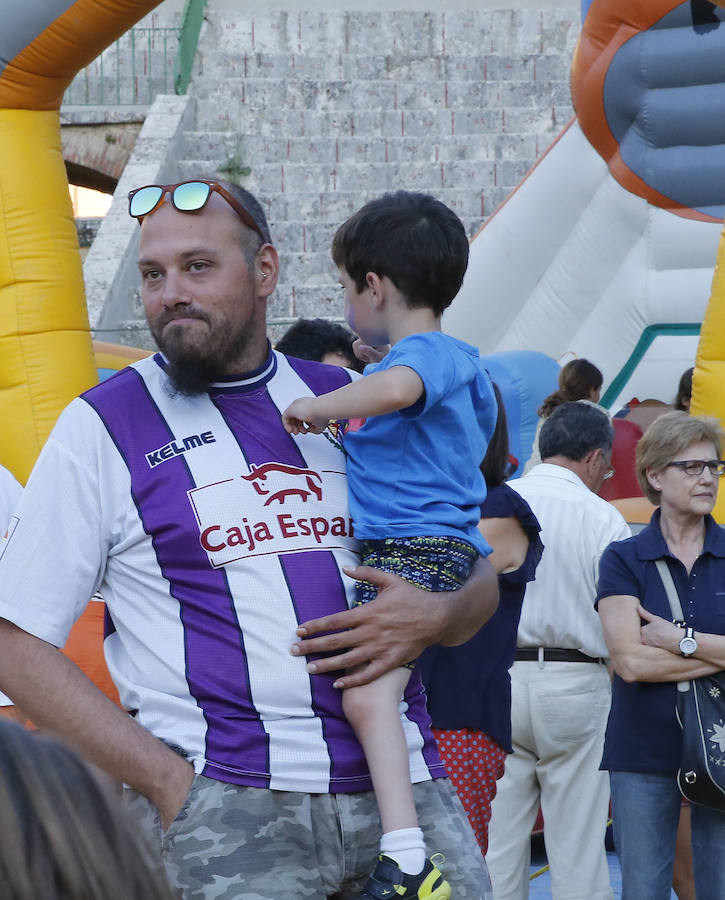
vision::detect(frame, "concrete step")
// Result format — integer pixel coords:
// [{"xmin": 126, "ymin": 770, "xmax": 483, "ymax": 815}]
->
[
  {"xmin": 201, "ymin": 9, "xmax": 579, "ymax": 59},
  {"xmin": 182, "ymin": 125, "xmax": 563, "ymax": 170},
  {"xmin": 170, "ymin": 161, "xmax": 512, "ymax": 244},
  {"xmin": 195, "ymin": 105, "xmax": 572, "ymax": 142},
  {"xmin": 201, "ymin": 50, "xmax": 572, "ymax": 85},
  {"xmin": 179, "ymin": 157, "xmax": 496, "ymax": 195},
  {"xmin": 192, "ymin": 80, "xmax": 572, "ymax": 133}
]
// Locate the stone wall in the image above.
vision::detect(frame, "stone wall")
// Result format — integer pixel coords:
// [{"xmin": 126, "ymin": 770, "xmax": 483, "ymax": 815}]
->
[
  {"xmin": 74, "ymin": 6, "xmax": 582, "ymax": 345},
  {"xmin": 179, "ymin": 8, "xmax": 580, "ymax": 341}
]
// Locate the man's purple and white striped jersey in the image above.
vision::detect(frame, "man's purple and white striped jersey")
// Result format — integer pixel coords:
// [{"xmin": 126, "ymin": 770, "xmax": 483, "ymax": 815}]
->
[{"xmin": 0, "ymin": 350, "xmax": 444, "ymax": 793}]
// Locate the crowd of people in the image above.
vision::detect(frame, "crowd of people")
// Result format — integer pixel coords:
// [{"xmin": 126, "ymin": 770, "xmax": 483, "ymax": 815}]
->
[{"xmin": 0, "ymin": 179, "xmax": 722, "ymax": 900}]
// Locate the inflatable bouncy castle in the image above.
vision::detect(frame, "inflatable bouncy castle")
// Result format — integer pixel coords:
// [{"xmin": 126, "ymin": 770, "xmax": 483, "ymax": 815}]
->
[
  {"xmin": 447, "ymin": 0, "xmax": 725, "ymax": 424},
  {"xmin": 6, "ymin": 1, "xmax": 725, "ymax": 520},
  {"xmin": 0, "ymin": 0, "xmax": 162, "ymax": 711},
  {"xmin": 0, "ymin": 0, "xmax": 160, "ymax": 484}
]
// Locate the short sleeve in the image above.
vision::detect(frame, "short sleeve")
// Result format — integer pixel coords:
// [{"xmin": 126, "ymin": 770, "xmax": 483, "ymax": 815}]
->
[
  {"xmin": 484, "ymin": 484, "xmax": 544, "ymax": 586},
  {"xmin": 595, "ymin": 540, "xmax": 641, "ymax": 608},
  {"xmin": 382, "ymin": 334, "xmax": 477, "ymax": 417}
]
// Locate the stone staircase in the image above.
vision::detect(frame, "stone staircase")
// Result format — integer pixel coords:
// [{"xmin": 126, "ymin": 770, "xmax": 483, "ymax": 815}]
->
[{"xmin": 119, "ymin": 7, "xmax": 581, "ymax": 344}]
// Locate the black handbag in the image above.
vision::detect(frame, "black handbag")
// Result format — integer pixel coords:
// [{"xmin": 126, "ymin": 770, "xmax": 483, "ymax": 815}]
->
[{"xmin": 655, "ymin": 559, "xmax": 725, "ymax": 811}]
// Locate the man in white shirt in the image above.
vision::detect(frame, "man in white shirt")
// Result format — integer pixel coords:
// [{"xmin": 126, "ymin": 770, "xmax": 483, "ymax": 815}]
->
[{"xmin": 486, "ymin": 401, "xmax": 630, "ymax": 900}]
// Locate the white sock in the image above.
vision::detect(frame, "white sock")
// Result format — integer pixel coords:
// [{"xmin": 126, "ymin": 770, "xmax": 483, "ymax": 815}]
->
[{"xmin": 380, "ymin": 827, "xmax": 426, "ymax": 875}]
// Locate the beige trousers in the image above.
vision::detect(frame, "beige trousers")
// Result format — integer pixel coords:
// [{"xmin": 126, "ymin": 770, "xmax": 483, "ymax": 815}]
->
[{"xmin": 486, "ymin": 659, "xmax": 613, "ymax": 900}]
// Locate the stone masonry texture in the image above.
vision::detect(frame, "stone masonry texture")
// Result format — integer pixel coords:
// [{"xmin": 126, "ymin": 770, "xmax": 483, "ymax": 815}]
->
[{"xmin": 81, "ymin": 7, "xmax": 581, "ymax": 341}]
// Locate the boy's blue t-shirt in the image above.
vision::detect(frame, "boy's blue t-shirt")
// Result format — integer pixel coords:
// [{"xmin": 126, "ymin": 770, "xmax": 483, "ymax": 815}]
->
[{"xmin": 343, "ymin": 332, "xmax": 495, "ymax": 557}]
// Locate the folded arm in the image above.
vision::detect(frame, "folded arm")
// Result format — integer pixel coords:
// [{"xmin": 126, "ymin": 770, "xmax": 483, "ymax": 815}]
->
[
  {"xmin": 638, "ymin": 605, "xmax": 725, "ymax": 669},
  {"xmin": 598, "ymin": 596, "xmax": 718, "ymax": 682},
  {"xmin": 290, "ymin": 557, "xmax": 499, "ymax": 688},
  {"xmin": 0, "ymin": 618, "xmax": 194, "ymax": 828}
]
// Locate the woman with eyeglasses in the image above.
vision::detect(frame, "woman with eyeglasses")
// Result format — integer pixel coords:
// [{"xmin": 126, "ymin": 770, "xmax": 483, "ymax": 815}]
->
[{"xmin": 596, "ymin": 411, "xmax": 725, "ymax": 900}]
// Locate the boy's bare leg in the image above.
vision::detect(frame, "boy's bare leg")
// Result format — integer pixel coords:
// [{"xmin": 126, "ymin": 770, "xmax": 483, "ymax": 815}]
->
[{"xmin": 342, "ymin": 667, "xmax": 418, "ymax": 833}]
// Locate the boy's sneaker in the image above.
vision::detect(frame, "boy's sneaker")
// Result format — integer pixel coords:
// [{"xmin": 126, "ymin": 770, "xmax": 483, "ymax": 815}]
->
[{"xmin": 355, "ymin": 853, "xmax": 452, "ymax": 899}]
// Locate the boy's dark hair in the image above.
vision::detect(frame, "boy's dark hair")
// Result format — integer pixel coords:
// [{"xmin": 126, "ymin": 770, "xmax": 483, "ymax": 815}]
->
[
  {"xmin": 481, "ymin": 383, "xmax": 511, "ymax": 487},
  {"xmin": 331, "ymin": 191, "xmax": 469, "ymax": 316},
  {"xmin": 275, "ymin": 318, "xmax": 363, "ymax": 371},
  {"xmin": 538, "ymin": 401, "xmax": 613, "ymax": 462}
]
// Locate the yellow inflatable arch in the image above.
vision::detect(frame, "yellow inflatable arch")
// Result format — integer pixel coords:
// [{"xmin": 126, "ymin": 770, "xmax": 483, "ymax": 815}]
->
[
  {"xmin": 0, "ymin": 0, "xmax": 158, "ymax": 483},
  {"xmin": 694, "ymin": 2, "xmax": 725, "ymax": 519}
]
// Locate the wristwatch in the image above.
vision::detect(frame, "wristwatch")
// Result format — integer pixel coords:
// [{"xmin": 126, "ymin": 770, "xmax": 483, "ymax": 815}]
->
[{"xmin": 679, "ymin": 626, "xmax": 698, "ymax": 658}]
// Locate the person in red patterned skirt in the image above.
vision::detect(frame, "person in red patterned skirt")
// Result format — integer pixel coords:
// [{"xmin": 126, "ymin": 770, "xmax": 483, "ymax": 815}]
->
[{"xmin": 418, "ymin": 385, "xmax": 543, "ymax": 854}]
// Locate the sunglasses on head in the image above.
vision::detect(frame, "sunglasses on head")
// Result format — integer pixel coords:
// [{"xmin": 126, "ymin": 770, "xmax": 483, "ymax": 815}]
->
[{"xmin": 128, "ymin": 179, "xmax": 265, "ymax": 239}]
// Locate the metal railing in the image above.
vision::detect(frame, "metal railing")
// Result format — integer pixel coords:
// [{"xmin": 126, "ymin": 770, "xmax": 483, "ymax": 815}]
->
[
  {"xmin": 62, "ymin": 0, "xmax": 206, "ymax": 107},
  {"xmin": 63, "ymin": 27, "xmax": 179, "ymax": 106}
]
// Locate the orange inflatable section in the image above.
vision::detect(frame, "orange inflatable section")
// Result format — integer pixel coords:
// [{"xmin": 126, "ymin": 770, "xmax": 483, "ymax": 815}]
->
[
  {"xmin": 0, "ymin": 0, "xmax": 160, "ymax": 716},
  {"xmin": 62, "ymin": 601, "xmax": 120, "ymax": 706},
  {"xmin": 571, "ymin": 0, "xmax": 719, "ymax": 223},
  {"xmin": 0, "ymin": 0, "xmax": 161, "ymax": 110}
]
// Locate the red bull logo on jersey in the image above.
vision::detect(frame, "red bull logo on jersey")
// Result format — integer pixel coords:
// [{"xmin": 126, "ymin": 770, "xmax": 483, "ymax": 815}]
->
[
  {"xmin": 241, "ymin": 462, "xmax": 323, "ymax": 505},
  {"xmin": 188, "ymin": 462, "xmax": 356, "ymax": 568}
]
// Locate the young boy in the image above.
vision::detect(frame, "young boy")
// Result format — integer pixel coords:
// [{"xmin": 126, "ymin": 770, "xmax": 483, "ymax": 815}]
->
[{"xmin": 283, "ymin": 191, "xmax": 496, "ymax": 900}]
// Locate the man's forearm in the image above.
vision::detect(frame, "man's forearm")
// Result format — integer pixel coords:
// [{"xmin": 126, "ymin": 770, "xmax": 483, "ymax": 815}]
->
[
  {"xmin": 290, "ymin": 558, "xmax": 499, "ymax": 688},
  {"xmin": 436, "ymin": 555, "xmax": 499, "ymax": 646},
  {"xmin": 0, "ymin": 619, "xmax": 193, "ymax": 824}
]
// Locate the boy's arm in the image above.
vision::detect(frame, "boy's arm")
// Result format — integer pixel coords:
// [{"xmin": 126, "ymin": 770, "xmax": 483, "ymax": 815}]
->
[{"xmin": 283, "ymin": 366, "xmax": 424, "ymax": 434}]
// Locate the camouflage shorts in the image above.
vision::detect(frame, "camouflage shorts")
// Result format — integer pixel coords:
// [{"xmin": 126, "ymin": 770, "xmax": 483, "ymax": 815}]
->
[{"xmin": 124, "ymin": 776, "xmax": 492, "ymax": 900}]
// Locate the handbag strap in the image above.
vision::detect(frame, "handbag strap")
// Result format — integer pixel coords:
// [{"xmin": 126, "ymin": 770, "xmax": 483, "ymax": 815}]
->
[{"xmin": 654, "ymin": 558, "xmax": 689, "ymax": 692}]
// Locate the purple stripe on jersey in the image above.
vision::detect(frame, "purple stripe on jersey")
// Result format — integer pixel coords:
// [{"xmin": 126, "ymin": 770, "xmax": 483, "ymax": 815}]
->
[
  {"xmin": 213, "ymin": 377, "xmax": 443, "ymax": 787},
  {"xmin": 83, "ymin": 368, "xmax": 271, "ymax": 786},
  {"xmin": 283, "ymin": 355, "xmax": 354, "ymax": 396},
  {"xmin": 104, "ymin": 605, "xmax": 116, "ymax": 639},
  {"xmin": 212, "ymin": 385, "xmax": 371, "ymax": 785},
  {"xmin": 405, "ymin": 670, "xmax": 444, "ymax": 774},
  {"xmin": 280, "ymin": 550, "xmax": 369, "ymax": 790}
]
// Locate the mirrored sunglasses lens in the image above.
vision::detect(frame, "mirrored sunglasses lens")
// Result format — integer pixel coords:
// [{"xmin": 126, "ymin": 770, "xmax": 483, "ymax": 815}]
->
[
  {"xmin": 173, "ymin": 181, "xmax": 211, "ymax": 211},
  {"xmin": 128, "ymin": 185, "xmax": 163, "ymax": 216},
  {"xmin": 130, "ymin": 186, "xmax": 163, "ymax": 218}
]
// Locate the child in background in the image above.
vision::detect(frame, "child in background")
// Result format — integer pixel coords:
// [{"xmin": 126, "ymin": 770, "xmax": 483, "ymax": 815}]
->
[{"xmin": 283, "ymin": 191, "xmax": 496, "ymax": 900}]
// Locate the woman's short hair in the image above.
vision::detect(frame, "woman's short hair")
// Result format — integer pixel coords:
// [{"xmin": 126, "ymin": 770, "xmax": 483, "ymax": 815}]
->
[
  {"xmin": 636, "ymin": 411, "xmax": 724, "ymax": 505},
  {"xmin": 0, "ymin": 720, "xmax": 175, "ymax": 899}
]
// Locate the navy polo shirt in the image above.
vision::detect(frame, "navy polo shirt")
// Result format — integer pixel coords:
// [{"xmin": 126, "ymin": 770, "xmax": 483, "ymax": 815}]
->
[{"xmin": 596, "ymin": 509, "xmax": 725, "ymax": 773}]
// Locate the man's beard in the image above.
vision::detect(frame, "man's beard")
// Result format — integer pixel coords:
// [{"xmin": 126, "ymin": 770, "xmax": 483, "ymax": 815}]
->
[{"xmin": 152, "ymin": 310, "xmax": 252, "ymax": 397}]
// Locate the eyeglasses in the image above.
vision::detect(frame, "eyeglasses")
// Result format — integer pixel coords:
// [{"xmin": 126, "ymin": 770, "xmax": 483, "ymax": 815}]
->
[
  {"xmin": 666, "ymin": 459, "xmax": 725, "ymax": 477},
  {"xmin": 603, "ymin": 467, "xmax": 616, "ymax": 481},
  {"xmin": 128, "ymin": 180, "xmax": 265, "ymax": 240}
]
